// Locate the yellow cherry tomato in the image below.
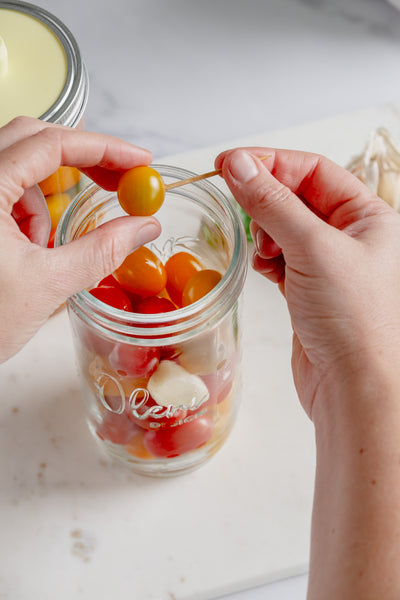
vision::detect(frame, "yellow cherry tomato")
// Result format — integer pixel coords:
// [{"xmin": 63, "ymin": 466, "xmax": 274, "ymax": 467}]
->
[
  {"xmin": 46, "ymin": 192, "xmax": 71, "ymax": 230},
  {"xmin": 165, "ymin": 251, "xmax": 202, "ymax": 306},
  {"xmin": 114, "ymin": 246, "xmax": 167, "ymax": 296},
  {"xmin": 39, "ymin": 166, "xmax": 81, "ymax": 196},
  {"xmin": 182, "ymin": 269, "xmax": 222, "ymax": 306},
  {"xmin": 117, "ymin": 166, "xmax": 165, "ymax": 216}
]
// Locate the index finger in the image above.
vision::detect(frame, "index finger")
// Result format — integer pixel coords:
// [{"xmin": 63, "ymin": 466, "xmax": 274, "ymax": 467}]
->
[
  {"xmin": 0, "ymin": 126, "xmax": 152, "ymax": 212},
  {"xmin": 215, "ymin": 148, "xmax": 384, "ymax": 252},
  {"xmin": 216, "ymin": 146, "xmax": 378, "ymax": 220}
]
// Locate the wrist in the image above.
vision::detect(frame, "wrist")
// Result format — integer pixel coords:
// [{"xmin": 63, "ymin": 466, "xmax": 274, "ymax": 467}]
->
[
  {"xmin": 308, "ymin": 358, "xmax": 400, "ymax": 599},
  {"xmin": 312, "ymin": 348, "xmax": 400, "ymax": 434}
]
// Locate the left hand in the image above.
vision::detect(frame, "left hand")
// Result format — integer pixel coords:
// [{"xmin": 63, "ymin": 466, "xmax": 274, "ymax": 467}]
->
[{"xmin": 0, "ymin": 117, "xmax": 161, "ymax": 363}]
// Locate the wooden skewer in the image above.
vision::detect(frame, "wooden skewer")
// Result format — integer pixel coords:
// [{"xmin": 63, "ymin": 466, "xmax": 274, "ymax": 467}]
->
[{"xmin": 164, "ymin": 154, "xmax": 271, "ymax": 191}]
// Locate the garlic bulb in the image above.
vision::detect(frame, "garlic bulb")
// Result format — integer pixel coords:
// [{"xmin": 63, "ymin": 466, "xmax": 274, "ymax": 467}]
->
[{"xmin": 346, "ymin": 127, "xmax": 400, "ymax": 211}]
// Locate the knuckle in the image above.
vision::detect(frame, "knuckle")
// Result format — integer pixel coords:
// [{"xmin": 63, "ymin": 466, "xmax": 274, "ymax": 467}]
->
[
  {"xmin": 7, "ymin": 115, "xmax": 35, "ymax": 130},
  {"xmin": 260, "ymin": 181, "xmax": 293, "ymax": 207},
  {"xmin": 35, "ymin": 126, "xmax": 62, "ymax": 149},
  {"xmin": 250, "ymin": 181, "xmax": 293, "ymax": 222},
  {"xmin": 91, "ymin": 229, "xmax": 125, "ymax": 275}
]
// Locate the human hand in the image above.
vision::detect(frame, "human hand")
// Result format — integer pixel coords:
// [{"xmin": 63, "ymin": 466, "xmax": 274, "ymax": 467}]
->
[
  {"xmin": 216, "ymin": 148, "xmax": 400, "ymax": 419},
  {"xmin": 0, "ymin": 117, "xmax": 161, "ymax": 364}
]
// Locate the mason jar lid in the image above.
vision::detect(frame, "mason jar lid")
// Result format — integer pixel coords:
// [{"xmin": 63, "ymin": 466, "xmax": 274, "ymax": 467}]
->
[{"xmin": 0, "ymin": 0, "xmax": 88, "ymax": 127}]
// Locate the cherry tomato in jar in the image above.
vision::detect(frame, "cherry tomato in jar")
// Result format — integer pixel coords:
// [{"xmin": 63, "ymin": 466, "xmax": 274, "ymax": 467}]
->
[
  {"xmin": 143, "ymin": 414, "xmax": 214, "ymax": 458},
  {"xmin": 89, "ymin": 285, "xmax": 133, "ymax": 312},
  {"xmin": 46, "ymin": 192, "xmax": 71, "ymax": 231},
  {"xmin": 201, "ymin": 355, "xmax": 236, "ymax": 405},
  {"xmin": 96, "ymin": 410, "xmax": 140, "ymax": 445},
  {"xmin": 136, "ymin": 296, "xmax": 176, "ymax": 314},
  {"xmin": 109, "ymin": 343, "xmax": 160, "ymax": 379},
  {"xmin": 48, "ymin": 229, "xmax": 56, "ymax": 248},
  {"xmin": 117, "ymin": 166, "xmax": 165, "ymax": 216},
  {"xmin": 165, "ymin": 251, "xmax": 202, "ymax": 306},
  {"xmin": 71, "ymin": 316, "xmax": 114, "ymax": 357},
  {"xmin": 114, "ymin": 246, "xmax": 167, "ymax": 296},
  {"xmin": 87, "ymin": 356, "xmax": 151, "ymax": 402},
  {"xmin": 97, "ymin": 274, "xmax": 119, "ymax": 287},
  {"xmin": 128, "ymin": 390, "xmax": 187, "ymax": 431},
  {"xmin": 125, "ymin": 431, "xmax": 155, "ymax": 460},
  {"xmin": 182, "ymin": 269, "xmax": 222, "ymax": 306},
  {"xmin": 39, "ymin": 166, "xmax": 81, "ymax": 197}
]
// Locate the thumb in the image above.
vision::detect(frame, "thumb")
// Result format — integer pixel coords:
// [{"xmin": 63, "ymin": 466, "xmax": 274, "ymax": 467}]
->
[
  {"xmin": 47, "ymin": 216, "xmax": 161, "ymax": 303},
  {"xmin": 221, "ymin": 149, "xmax": 324, "ymax": 252}
]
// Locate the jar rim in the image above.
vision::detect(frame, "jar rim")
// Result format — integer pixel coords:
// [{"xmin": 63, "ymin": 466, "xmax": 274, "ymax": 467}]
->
[
  {"xmin": 55, "ymin": 164, "xmax": 248, "ymax": 344},
  {"xmin": 0, "ymin": 0, "xmax": 89, "ymax": 127}
]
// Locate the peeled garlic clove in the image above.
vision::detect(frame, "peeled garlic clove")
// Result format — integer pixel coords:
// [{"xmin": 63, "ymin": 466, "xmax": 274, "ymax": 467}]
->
[
  {"xmin": 377, "ymin": 169, "xmax": 400, "ymax": 211},
  {"xmin": 178, "ymin": 317, "xmax": 236, "ymax": 375},
  {"xmin": 347, "ymin": 127, "xmax": 400, "ymax": 210},
  {"xmin": 147, "ymin": 360, "xmax": 209, "ymax": 409}
]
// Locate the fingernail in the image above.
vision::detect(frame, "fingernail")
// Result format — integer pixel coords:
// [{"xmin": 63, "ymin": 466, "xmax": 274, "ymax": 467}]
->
[
  {"xmin": 255, "ymin": 228, "xmax": 264, "ymax": 252},
  {"xmin": 229, "ymin": 150, "xmax": 259, "ymax": 183},
  {"xmin": 133, "ymin": 222, "xmax": 160, "ymax": 249}
]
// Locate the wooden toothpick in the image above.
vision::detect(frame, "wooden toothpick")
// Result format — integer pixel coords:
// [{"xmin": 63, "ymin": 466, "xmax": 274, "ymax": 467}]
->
[{"xmin": 164, "ymin": 155, "xmax": 271, "ymax": 191}]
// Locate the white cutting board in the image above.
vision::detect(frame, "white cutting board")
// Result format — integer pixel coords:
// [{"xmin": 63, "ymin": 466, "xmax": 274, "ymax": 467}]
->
[{"xmin": 1, "ymin": 103, "xmax": 400, "ymax": 600}]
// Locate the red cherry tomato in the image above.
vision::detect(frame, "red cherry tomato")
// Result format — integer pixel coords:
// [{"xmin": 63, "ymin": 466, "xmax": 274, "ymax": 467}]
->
[
  {"xmin": 109, "ymin": 343, "xmax": 160, "ymax": 378},
  {"xmin": 97, "ymin": 274, "xmax": 119, "ymax": 287},
  {"xmin": 96, "ymin": 410, "xmax": 140, "ymax": 445},
  {"xmin": 182, "ymin": 269, "xmax": 222, "ymax": 306},
  {"xmin": 165, "ymin": 251, "xmax": 202, "ymax": 306},
  {"xmin": 117, "ymin": 166, "xmax": 165, "ymax": 216},
  {"xmin": 128, "ymin": 391, "xmax": 187, "ymax": 431},
  {"xmin": 71, "ymin": 316, "xmax": 114, "ymax": 357},
  {"xmin": 114, "ymin": 246, "xmax": 167, "ymax": 296},
  {"xmin": 201, "ymin": 355, "xmax": 236, "ymax": 405},
  {"xmin": 48, "ymin": 229, "xmax": 56, "ymax": 248},
  {"xmin": 89, "ymin": 285, "xmax": 133, "ymax": 312},
  {"xmin": 136, "ymin": 296, "xmax": 176, "ymax": 314},
  {"xmin": 143, "ymin": 415, "xmax": 214, "ymax": 458}
]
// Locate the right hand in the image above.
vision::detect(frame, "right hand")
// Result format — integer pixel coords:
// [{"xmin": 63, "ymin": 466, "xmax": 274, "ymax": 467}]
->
[{"xmin": 216, "ymin": 148, "xmax": 400, "ymax": 419}]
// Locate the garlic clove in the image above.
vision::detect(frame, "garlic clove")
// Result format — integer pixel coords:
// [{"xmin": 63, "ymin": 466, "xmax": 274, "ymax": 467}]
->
[
  {"xmin": 377, "ymin": 169, "xmax": 400, "ymax": 210},
  {"xmin": 347, "ymin": 127, "xmax": 400, "ymax": 210},
  {"xmin": 147, "ymin": 360, "xmax": 209, "ymax": 409}
]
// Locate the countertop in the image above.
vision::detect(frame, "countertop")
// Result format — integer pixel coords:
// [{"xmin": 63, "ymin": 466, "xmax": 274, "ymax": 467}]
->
[
  {"xmin": 4, "ymin": 0, "xmax": 400, "ymax": 598},
  {"xmin": 37, "ymin": 0, "xmax": 400, "ymax": 159}
]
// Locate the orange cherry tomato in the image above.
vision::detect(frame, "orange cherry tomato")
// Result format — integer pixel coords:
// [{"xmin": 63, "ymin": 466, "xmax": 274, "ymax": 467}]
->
[
  {"xmin": 165, "ymin": 251, "xmax": 202, "ymax": 306},
  {"xmin": 182, "ymin": 269, "xmax": 222, "ymax": 306},
  {"xmin": 117, "ymin": 166, "xmax": 165, "ymax": 216},
  {"xmin": 125, "ymin": 430, "xmax": 155, "ymax": 459},
  {"xmin": 46, "ymin": 192, "xmax": 73, "ymax": 231},
  {"xmin": 39, "ymin": 166, "xmax": 81, "ymax": 196},
  {"xmin": 113, "ymin": 246, "xmax": 167, "ymax": 296}
]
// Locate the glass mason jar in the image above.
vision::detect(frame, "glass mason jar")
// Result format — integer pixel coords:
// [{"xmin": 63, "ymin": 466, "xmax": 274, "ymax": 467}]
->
[
  {"xmin": 0, "ymin": 0, "xmax": 89, "ymax": 245},
  {"xmin": 55, "ymin": 166, "xmax": 248, "ymax": 477}
]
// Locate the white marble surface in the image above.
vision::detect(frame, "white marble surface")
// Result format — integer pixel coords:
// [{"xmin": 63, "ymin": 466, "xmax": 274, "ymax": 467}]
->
[
  {"xmin": 3, "ymin": 0, "xmax": 400, "ymax": 599},
  {"xmin": 38, "ymin": 0, "xmax": 400, "ymax": 158},
  {"xmin": 2, "ymin": 105, "xmax": 400, "ymax": 600}
]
